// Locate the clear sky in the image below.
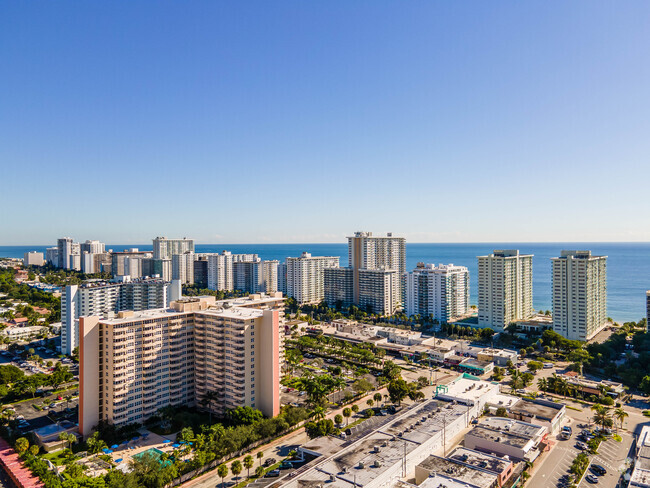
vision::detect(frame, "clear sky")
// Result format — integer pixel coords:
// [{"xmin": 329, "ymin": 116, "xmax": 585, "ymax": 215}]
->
[{"xmin": 2, "ymin": 1, "xmax": 650, "ymax": 245}]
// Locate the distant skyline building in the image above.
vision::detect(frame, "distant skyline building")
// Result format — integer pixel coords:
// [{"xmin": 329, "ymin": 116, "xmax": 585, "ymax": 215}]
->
[
  {"xmin": 80, "ymin": 240, "xmax": 105, "ymax": 254},
  {"xmin": 172, "ymin": 251, "xmax": 195, "ymax": 284},
  {"xmin": 234, "ymin": 258, "xmax": 264, "ymax": 293},
  {"xmin": 57, "ymin": 237, "xmax": 74, "ymax": 269},
  {"xmin": 286, "ymin": 252, "xmax": 340, "ymax": 304},
  {"xmin": 262, "ymin": 260, "xmax": 279, "ymax": 293},
  {"xmin": 478, "ymin": 250, "xmax": 534, "ymax": 331},
  {"xmin": 193, "ymin": 255, "xmax": 209, "ymax": 288},
  {"xmin": 61, "ymin": 278, "xmax": 170, "ymax": 355},
  {"xmin": 405, "ymin": 263, "xmax": 470, "ymax": 322},
  {"xmin": 646, "ymin": 291, "xmax": 650, "ymax": 333},
  {"xmin": 552, "ymin": 250, "xmax": 607, "ymax": 341},
  {"xmin": 45, "ymin": 247, "xmax": 59, "ymax": 265},
  {"xmin": 324, "ymin": 267, "xmax": 354, "ymax": 309},
  {"xmin": 152, "ymin": 237, "xmax": 194, "ymax": 260},
  {"xmin": 23, "ymin": 251, "xmax": 44, "ymax": 267}
]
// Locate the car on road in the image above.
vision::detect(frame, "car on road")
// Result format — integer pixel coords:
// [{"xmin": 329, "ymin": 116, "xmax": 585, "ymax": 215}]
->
[
  {"xmin": 516, "ymin": 389, "xmax": 527, "ymax": 394},
  {"xmin": 585, "ymin": 474, "xmax": 599, "ymax": 484},
  {"xmin": 265, "ymin": 470, "xmax": 280, "ymax": 478},
  {"xmin": 591, "ymin": 464, "xmax": 607, "ymax": 475}
]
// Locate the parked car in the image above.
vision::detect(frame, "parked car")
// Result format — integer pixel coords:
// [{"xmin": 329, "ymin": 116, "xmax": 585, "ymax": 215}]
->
[
  {"xmin": 279, "ymin": 462, "xmax": 293, "ymax": 470},
  {"xmin": 585, "ymin": 474, "xmax": 599, "ymax": 484},
  {"xmin": 263, "ymin": 458, "xmax": 277, "ymax": 467},
  {"xmin": 265, "ymin": 470, "xmax": 280, "ymax": 478},
  {"xmin": 591, "ymin": 464, "xmax": 607, "ymax": 475},
  {"xmin": 575, "ymin": 441, "xmax": 588, "ymax": 450}
]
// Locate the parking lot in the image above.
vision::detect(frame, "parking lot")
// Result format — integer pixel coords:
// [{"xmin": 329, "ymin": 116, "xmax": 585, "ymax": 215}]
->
[
  {"xmin": 529, "ymin": 428, "xmax": 633, "ymax": 488},
  {"xmin": 578, "ymin": 432, "xmax": 634, "ymax": 488}
]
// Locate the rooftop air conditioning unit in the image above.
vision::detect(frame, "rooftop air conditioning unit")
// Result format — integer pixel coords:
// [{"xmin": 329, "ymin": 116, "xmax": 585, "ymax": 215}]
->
[
  {"xmin": 374, "ymin": 460, "xmax": 382, "ymax": 468},
  {"xmin": 358, "ymin": 461, "xmax": 365, "ymax": 469}
]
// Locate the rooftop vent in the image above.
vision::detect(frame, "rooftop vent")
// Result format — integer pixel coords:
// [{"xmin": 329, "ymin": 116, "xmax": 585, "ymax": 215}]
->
[
  {"xmin": 373, "ymin": 460, "xmax": 382, "ymax": 468},
  {"xmin": 358, "ymin": 461, "xmax": 365, "ymax": 469}
]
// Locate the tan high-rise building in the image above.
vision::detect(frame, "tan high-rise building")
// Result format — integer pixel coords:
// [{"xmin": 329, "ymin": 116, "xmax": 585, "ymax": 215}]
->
[
  {"xmin": 79, "ymin": 293, "xmax": 283, "ymax": 438},
  {"xmin": 347, "ymin": 232, "xmax": 406, "ymax": 304},
  {"xmin": 478, "ymin": 250, "xmax": 533, "ymax": 331},
  {"xmin": 552, "ymin": 250, "xmax": 607, "ymax": 341},
  {"xmin": 152, "ymin": 237, "xmax": 194, "ymax": 260}
]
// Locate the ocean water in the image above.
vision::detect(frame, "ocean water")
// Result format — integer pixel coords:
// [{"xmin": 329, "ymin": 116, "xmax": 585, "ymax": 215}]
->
[{"xmin": 2, "ymin": 243, "xmax": 649, "ymax": 322}]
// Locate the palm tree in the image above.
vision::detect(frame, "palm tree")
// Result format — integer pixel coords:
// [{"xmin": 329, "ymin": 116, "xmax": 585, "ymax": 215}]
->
[
  {"xmin": 591, "ymin": 405, "xmax": 612, "ymax": 431},
  {"xmin": 243, "ymin": 455, "xmax": 254, "ymax": 478},
  {"xmin": 231, "ymin": 460, "xmax": 242, "ymax": 482},
  {"xmin": 257, "ymin": 451, "xmax": 264, "ymax": 468},
  {"xmin": 374, "ymin": 392, "xmax": 383, "ymax": 406},
  {"xmin": 200, "ymin": 390, "xmax": 220, "ymax": 424},
  {"xmin": 342, "ymin": 407, "xmax": 352, "ymax": 426},
  {"xmin": 311, "ymin": 406, "xmax": 325, "ymax": 420},
  {"xmin": 537, "ymin": 378, "xmax": 548, "ymax": 392},
  {"xmin": 217, "ymin": 463, "xmax": 228, "ymax": 488},
  {"xmin": 613, "ymin": 408, "xmax": 628, "ymax": 432}
]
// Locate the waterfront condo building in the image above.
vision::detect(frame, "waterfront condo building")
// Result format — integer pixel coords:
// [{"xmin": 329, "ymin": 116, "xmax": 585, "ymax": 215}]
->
[
  {"xmin": 324, "ymin": 267, "xmax": 354, "ymax": 309},
  {"xmin": 61, "ymin": 278, "xmax": 170, "ymax": 355},
  {"xmin": 552, "ymin": 250, "xmax": 607, "ymax": 341},
  {"xmin": 347, "ymin": 231, "xmax": 406, "ymax": 303},
  {"xmin": 286, "ymin": 252, "xmax": 340, "ymax": 304},
  {"xmin": 647, "ymin": 291, "xmax": 650, "ymax": 333},
  {"xmin": 478, "ymin": 250, "xmax": 533, "ymax": 331},
  {"xmin": 79, "ymin": 294, "xmax": 283, "ymax": 437},
  {"xmin": 152, "ymin": 237, "xmax": 195, "ymax": 260},
  {"xmin": 405, "ymin": 263, "xmax": 470, "ymax": 322},
  {"xmin": 46, "ymin": 247, "xmax": 59, "ymax": 265},
  {"xmin": 262, "ymin": 260, "xmax": 279, "ymax": 293}
]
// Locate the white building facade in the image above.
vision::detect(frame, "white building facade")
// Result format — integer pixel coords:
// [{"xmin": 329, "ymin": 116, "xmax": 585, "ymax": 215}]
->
[
  {"xmin": 286, "ymin": 252, "xmax": 340, "ymax": 304},
  {"xmin": 552, "ymin": 250, "xmax": 607, "ymax": 341},
  {"xmin": 478, "ymin": 250, "xmax": 533, "ymax": 331},
  {"xmin": 406, "ymin": 263, "xmax": 469, "ymax": 321}
]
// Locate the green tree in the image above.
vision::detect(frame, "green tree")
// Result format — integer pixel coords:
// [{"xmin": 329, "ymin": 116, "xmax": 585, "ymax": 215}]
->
[
  {"xmin": 255, "ymin": 466, "xmax": 264, "ymax": 478},
  {"xmin": 217, "ymin": 464, "xmax": 229, "ymax": 488},
  {"xmin": 334, "ymin": 414, "xmax": 343, "ymax": 426},
  {"xmin": 613, "ymin": 407, "xmax": 628, "ymax": 432},
  {"xmin": 28, "ymin": 444, "xmax": 39, "ymax": 456},
  {"xmin": 231, "ymin": 460, "xmax": 243, "ymax": 481},
  {"xmin": 243, "ymin": 455, "xmax": 254, "ymax": 478},
  {"xmin": 374, "ymin": 392, "xmax": 383, "ymax": 405},
  {"xmin": 15, "ymin": 437, "xmax": 29, "ymax": 454},
  {"xmin": 527, "ymin": 361, "xmax": 543, "ymax": 374},
  {"xmin": 257, "ymin": 451, "xmax": 264, "ymax": 467},
  {"xmin": 388, "ymin": 378, "xmax": 410, "ymax": 406},
  {"xmin": 351, "ymin": 404, "xmax": 359, "ymax": 414},
  {"xmin": 342, "ymin": 407, "xmax": 352, "ymax": 425}
]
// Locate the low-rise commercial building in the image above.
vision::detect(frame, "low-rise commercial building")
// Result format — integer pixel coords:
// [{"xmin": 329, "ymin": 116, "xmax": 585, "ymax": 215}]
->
[
  {"xmin": 415, "ymin": 455, "xmax": 498, "ymax": 487},
  {"xmin": 506, "ymin": 398, "xmax": 565, "ymax": 434},
  {"xmin": 630, "ymin": 425, "xmax": 650, "ymax": 487},
  {"xmin": 464, "ymin": 417, "xmax": 547, "ymax": 462}
]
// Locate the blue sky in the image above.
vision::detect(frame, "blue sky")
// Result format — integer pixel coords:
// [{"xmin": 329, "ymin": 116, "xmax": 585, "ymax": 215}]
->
[{"xmin": 2, "ymin": 2, "xmax": 650, "ymax": 245}]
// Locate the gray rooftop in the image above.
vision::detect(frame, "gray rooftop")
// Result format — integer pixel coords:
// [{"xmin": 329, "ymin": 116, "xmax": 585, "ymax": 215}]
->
[
  {"xmin": 447, "ymin": 447, "xmax": 512, "ymax": 474},
  {"xmin": 417, "ymin": 456, "xmax": 498, "ymax": 488},
  {"xmin": 508, "ymin": 399, "xmax": 562, "ymax": 421},
  {"xmin": 466, "ymin": 426, "xmax": 531, "ymax": 449}
]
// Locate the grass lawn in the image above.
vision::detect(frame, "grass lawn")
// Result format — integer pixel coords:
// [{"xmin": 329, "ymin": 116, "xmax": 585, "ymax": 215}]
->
[{"xmin": 43, "ymin": 450, "xmax": 72, "ymax": 466}]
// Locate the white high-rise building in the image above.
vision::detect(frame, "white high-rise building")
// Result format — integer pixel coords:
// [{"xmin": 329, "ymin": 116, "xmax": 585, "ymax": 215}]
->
[
  {"xmin": 405, "ymin": 263, "xmax": 469, "ymax": 322},
  {"xmin": 262, "ymin": 260, "xmax": 279, "ymax": 293},
  {"xmin": 278, "ymin": 262, "xmax": 287, "ymax": 294},
  {"xmin": 152, "ymin": 237, "xmax": 195, "ymax": 260},
  {"xmin": 80, "ymin": 240, "xmax": 105, "ymax": 254},
  {"xmin": 81, "ymin": 253, "xmax": 96, "ymax": 274},
  {"xmin": 358, "ymin": 268, "xmax": 400, "ymax": 315},
  {"xmin": 478, "ymin": 250, "xmax": 533, "ymax": 331},
  {"xmin": 286, "ymin": 252, "xmax": 340, "ymax": 304},
  {"xmin": 23, "ymin": 251, "xmax": 44, "ymax": 267},
  {"xmin": 46, "ymin": 247, "xmax": 59, "ymax": 265},
  {"xmin": 347, "ymin": 231, "xmax": 406, "ymax": 304},
  {"xmin": 207, "ymin": 251, "xmax": 234, "ymax": 291},
  {"xmin": 234, "ymin": 259, "xmax": 264, "ymax": 293},
  {"xmin": 57, "ymin": 237, "xmax": 74, "ymax": 269},
  {"xmin": 172, "ymin": 252, "xmax": 195, "ymax": 284},
  {"xmin": 552, "ymin": 250, "xmax": 607, "ymax": 341},
  {"xmin": 61, "ymin": 278, "xmax": 170, "ymax": 355}
]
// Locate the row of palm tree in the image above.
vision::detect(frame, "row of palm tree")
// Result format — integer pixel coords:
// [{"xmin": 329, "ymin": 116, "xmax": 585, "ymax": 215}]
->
[{"xmin": 590, "ymin": 404, "xmax": 628, "ymax": 432}]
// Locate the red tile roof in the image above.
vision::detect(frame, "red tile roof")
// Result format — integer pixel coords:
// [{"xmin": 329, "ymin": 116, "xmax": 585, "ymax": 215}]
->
[{"xmin": 0, "ymin": 438, "xmax": 44, "ymax": 488}]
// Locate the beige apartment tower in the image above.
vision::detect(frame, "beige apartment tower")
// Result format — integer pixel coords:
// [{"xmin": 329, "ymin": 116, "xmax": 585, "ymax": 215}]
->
[
  {"xmin": 478, "ymin": 250, "xmax": 533, "ymax": 331},
  {"xmin": 79, "ymin": 294, "xmax": 283, "ymax": 438},
  {"xmin": 552, "ymin": 250, "xmax": 607, "ymax": 341}
]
